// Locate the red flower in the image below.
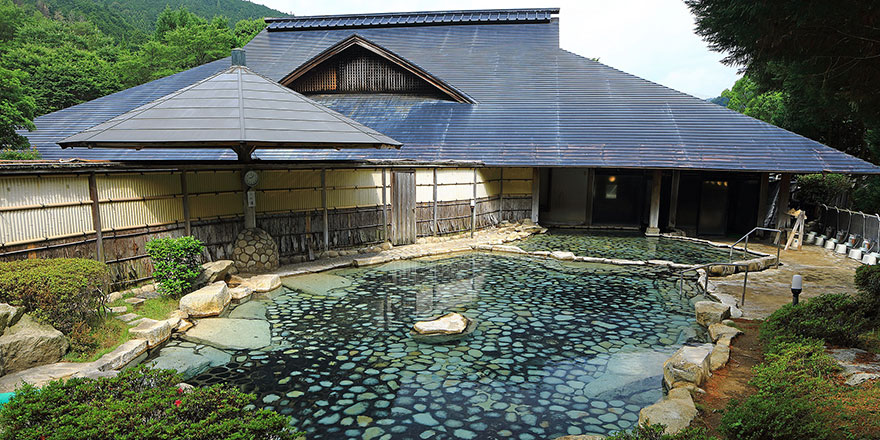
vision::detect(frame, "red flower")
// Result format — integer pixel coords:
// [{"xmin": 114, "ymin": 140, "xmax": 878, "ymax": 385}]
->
[
  {"xmin": 177, "ymin": 387, "xmax": 184, "ymax": 394},
  {"xmin": 174, "ymin": 399, "xmax": 182, "ymax": 407}
]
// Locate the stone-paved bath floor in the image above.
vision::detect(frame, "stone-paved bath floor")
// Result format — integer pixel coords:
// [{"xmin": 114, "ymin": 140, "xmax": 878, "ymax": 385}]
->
[
  {"xmin": 190, "ymin": 253, "xmax": 707, "ymax": 440},
  {"xmin": 510, "ymin": 230, "xmax": 733, "ymax": 265}
]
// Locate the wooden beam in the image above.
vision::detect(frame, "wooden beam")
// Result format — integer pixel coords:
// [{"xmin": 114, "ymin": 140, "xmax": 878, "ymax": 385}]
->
[
  {"xmin": 322, "ymin": 168, "xmax": 329, "ymax": 250},
  {"xmin": 647, "ymin": 170, "xmax": 662, "ymax": 236},
  {"xmin": 87, "ymin": 173, "xmax": 104, "ymax": 262},
  {"xmin": 499, "ymin": 168, "xmax": 504, "ymax": 223},
  {"xmin": 432, "ymin": 168, "xmax": 438, "ymax": 235},
  {"xmin": 531, "ymin": 168, "xmax": 540, "ymax": 223},
  {"xmin": 585, "ymin": 168, "xmax": 595, "ymax": 227},
  {"xmin": 180, "ymin": 171, "xmax": 191, "ymax": 236},
  {"xmin": 668, "ymin": 170, "xmax": 680, "ymax": 229},
  {"xmin": 471, "ymin": 168, "xmax": 477, "ymax": 237},
  {"xmin": 777, "ymin": 173, "xmax": 791, "ymax": 230}
]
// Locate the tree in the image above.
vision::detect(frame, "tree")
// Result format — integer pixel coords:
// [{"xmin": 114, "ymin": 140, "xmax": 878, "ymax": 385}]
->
[
  {"xmin": 0, "ymin": 67, "xmax": 37, "ymax": 149},
  {"xmin": 687, "ymin": 0, "xmax": 880, "ymax": 162},
  {"xmin": 720, "ymin": 76, "xmax": 787, "ymax": 127},
  {"xmin": 233, "ymin": 17, "xmax": 266, "ymax": 47}
]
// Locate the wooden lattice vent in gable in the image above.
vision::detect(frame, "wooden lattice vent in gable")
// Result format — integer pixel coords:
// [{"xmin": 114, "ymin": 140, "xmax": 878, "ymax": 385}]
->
[{"xmin": 293, "ymin": 46, "xmax": 443, "ymax": 97}]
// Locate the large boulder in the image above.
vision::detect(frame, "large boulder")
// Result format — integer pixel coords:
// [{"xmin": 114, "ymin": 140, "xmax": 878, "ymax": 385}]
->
[
  {"xmin": 182, "ymin": 318, "xmax": 271, "ymax": 350},
  {"xmin": 0, "ymin": 303, "xmax": 24, "ymax": 333},
  {"xmin": 708, "ymin": 323, "xmax": 742, "ymax": 343},
  {"xmin": 663, "ymin": 345, "xmax": 712, "ymax": 389},
  {"xmin": 240, "ymin": 274, "xmax": 282, "ymax": 293},
  {"xmin": 694, "ymin": 301, "xmax": 731, "ymax": 327},
  {"xmin": 95, "ymin": 339, "xmax": 148, "ymax": 371},
  {"xmin": 709, "ymin": 344, "xmax": 731, "ymax": 371},
  {"xmin": 232, "ymin": 228, "xmax": 279, "ymax": 273},
  {"xmin": 196, "ymin": 260, "xmax": 233, "ymax": 286},
  {"xmin": 638, "ymin": 387, "xmax": 698, "ymax": 434},
  {"xmin": 179, "ymin": 281, "xmax": 231, "ymax": 318},
  {"xmin": 128, "ymin": 318, "xmax": 172, "ymax": 348},
  {"xmin": 0, "ymin": 315, "xmax": 69, "ymax": 375},
  {"xmin": 149, "ymin": 345, "xmax": 231, "ymax": 380}
]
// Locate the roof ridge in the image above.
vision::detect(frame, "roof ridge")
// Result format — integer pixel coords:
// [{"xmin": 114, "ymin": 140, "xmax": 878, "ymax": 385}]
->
[
  {"xmin": 265, "ymin": 8, "xmax": 560, "ymax": 22},
  {"xmin": 266, "ymin": 8, "xmax": 559, "ymax": 31}
]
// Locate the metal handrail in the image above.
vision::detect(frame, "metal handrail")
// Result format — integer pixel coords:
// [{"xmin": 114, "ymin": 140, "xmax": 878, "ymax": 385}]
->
[
  {"xmin": 729, "ymin": 226, "xmax": 782, "ymax": 268},
  {"xmin": 677, "ymin": 262, "xmax": 751, "ymax": 304}
]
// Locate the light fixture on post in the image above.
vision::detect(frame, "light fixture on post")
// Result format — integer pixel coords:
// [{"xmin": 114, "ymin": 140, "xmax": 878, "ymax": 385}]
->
[{"xmin": 791, "ymin": 274, "xmax": 803, "ymax": 305}]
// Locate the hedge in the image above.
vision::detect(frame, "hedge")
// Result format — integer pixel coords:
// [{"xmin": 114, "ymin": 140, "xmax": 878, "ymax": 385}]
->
[
  {"xmin": 146, "ymin": 236, "xmax": 205, "ymax": 297},
  {"xmin": 0, "ymin": 258, "xmax": 109, "ymax": 333},
  {"xmin": 0, "ymin": 366, "xmax": 301, "ymax": 439}
]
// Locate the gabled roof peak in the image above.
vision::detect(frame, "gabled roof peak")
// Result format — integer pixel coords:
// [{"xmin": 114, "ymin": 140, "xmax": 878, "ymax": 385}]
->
[{"xmin": 266, "ymin": 8, "xmax": 559, "ymax": 31}]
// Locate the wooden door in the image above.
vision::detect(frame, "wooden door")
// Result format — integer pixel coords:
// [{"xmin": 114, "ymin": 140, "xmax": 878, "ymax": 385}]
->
[{"xmin": 392, "ymin": 170, "xmax": 416, "ymax": 245}]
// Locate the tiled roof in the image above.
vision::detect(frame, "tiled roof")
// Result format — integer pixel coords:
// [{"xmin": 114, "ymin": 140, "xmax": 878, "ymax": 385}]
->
[{"xmin": 265, "ymin": 8, "xmax": 559, "ymax": 31}]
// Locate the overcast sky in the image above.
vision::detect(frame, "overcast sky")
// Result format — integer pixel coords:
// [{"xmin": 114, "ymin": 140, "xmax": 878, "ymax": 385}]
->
[{"xmin": 250, "ymin": 0, "xmax": 741, "ymax": 99}]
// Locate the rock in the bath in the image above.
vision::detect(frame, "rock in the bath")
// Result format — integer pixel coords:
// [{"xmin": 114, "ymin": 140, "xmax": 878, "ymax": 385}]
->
[
  {"xmin": 240, "ymin": 274, "xmax": 282, "ymax": 293},
  {"xmin": 179, "ymin": 281, "xmax": 231, "ymax": 318},
  {"xmin": 708, "ymin": 323, "xmax": 742, "ymax": 343},
  {"xmin": 709, "ymin": 344, "xmax": 730, "ymax": 371},
  {"xmin": 128, "ymin": 318, "xmax": 172, "ymax": 348},
  {"xmin": 550, "ymin": 251, "xmax": 576, "ymax": 260},
  {"xmin": 662, "ymin": 345, "xmax": 712, "ymax": 388},
  {"xmin": 281, "ymin": 273, "xmax": 351, "ymax": 296},
  {"xmin": 694, "ymin": 301, "xmax": 730, "ymax": 327},
  {"xmin": 411, "ymin": 313, "xmax": 477, "ymax": 344},
  {"xmin": 182, "ymin": 318, "xmax": 271, "ymax": 350},
  {"xmin": 228, "ymin": 286, "xmax": 253, "ymax": 302},
  {"xmin": 228, "ymin": 301, "xmax": 268, "ymax": 320},
  {"xmin": 149, "ymin": 345, "xmax": 231, "ymax": 380},
  {"xmin": 196, "ymin": 260, "xmax": 233, "ymax": 286},
  {"xmin": 638, "ymin": 387, "xmax": 697, "ymax": 434}
]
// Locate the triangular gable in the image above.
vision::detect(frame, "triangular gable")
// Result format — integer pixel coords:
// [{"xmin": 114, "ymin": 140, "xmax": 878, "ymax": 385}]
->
[{"xmin": 281, "ymin": 35, "xmax": 474, "ymax": 103}]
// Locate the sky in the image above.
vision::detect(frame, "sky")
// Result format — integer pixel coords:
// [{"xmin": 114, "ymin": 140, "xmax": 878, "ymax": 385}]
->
[{"xmin": 248, "ymin": 0, "xmax": 742, "ymax": 99}]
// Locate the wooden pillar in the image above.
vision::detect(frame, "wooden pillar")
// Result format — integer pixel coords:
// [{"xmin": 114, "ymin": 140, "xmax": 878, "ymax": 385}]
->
[
  {"xmin": 471, "ymin": 168, "xmax": 477, "ymax": 237},
  {"xmin": 756, "ymin": 172, "xmax": 769, "ymax": 228},
  {"xmin": 668, "ymin": 170, "xmax": 680, "ymax": 229},
  {"xmin": 242, "ymin": 169, "xmax": 256, "ymax": 229},
  {"xmin": 321, "ymin": 168, "xmax": 329, "ymax": 250},
  {"xmin": 498, "ymin": 168, "xmax": 504, "ymax": 223},
  {"xmin": 382, "ymin": 168, "xmax": 388, "ymax": 242},
  {"xmin": 777, "ymin": 173, "xmax": 791, "ymax": 229},
  {"xmin": 531, "ymin": 168, "xmax": 540, "ymax": 223},
  {"xmin": 432, "ymin": 168, "xmax": 438, "ymax": 236},
  {"xmin": 180, "ymin": 171, "xmax": 191, "ymax": 236},
  {"xmin": 88, "ymin": 173, "xmax": 104, "ymax": 263},
  {"xmin": 647, "ymin": 169, "xmax": 662, "ymax": 236},
  {"xmin": 585, "ymin": 168, "xmax": 595, "ymax": 227}
]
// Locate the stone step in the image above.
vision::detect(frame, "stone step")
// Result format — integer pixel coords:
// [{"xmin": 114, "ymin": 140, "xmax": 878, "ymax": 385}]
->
[
  {"xmin": 115, "ymin": 313, "xmax": 141, "ymax": 323},
  {"xmin": 124, "ymin": 297, "xmax": 145, "ymax": 306},
  {"xmin": 108, "ymin": 306, "xmax": 127, "ymax": 314}
]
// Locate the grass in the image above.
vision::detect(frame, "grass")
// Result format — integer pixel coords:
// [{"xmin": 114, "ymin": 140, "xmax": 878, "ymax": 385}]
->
[
  {"xmin": 860, "ymin": 327, "xmax": 880, "ymax": 353},
  {"xmin": 65, "ymin": 294, "xmax": 178, "ymax": 363}
]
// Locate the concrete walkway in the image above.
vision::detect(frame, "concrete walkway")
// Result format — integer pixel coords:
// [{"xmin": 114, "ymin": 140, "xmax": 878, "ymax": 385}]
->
[{"xmin": 711, "ymin": 240, "xmax": 861, "ymax": 319}]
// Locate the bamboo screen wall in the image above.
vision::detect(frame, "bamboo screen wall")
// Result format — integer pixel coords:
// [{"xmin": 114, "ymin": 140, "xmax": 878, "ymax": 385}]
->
[{"xmin": 0, "ymin": 167, "xmax": 532, "ymax": 288}]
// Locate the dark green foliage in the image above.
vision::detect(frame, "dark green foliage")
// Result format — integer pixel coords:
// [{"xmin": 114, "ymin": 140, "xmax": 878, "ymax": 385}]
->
[
  {"xmin": 0, "ymin": 258, "xmax": 109, "ymax": 333},
  {"xmin": 0, "ymin": 65, "xmax": 36, "ymax": 149},
  {"xmin": 0, "ymin": 366, "xmax": 301, "ymax": 439},
  {"xmin": 607, "ymin": 424, "xmax": 717, "ymax": 440},
  {"xmin": 688, "ymin": 1, "xmax": 880, "ymax": 163},
  {"xmin": 760, "ymin": 293, "xmax": 870, "ymax": 348},
  {"xmin": 146, "ymin": 236, "xmax": 205, "ymax": 297},
  {"xmin": 0, "ymin": 148, "xmax": 41, "ymax": 159},
  {"xmin": 855, "ymin": 264, "xmax": 880, "ymax": 324},
  {"xmin": 718, "ymin": 340, "xmax": 840, "ymax": 440},
  {"xmin": 795, "ymin": 173, "xmax": 853, "ymax": 207},
  {"xmin": 720, "ymin": 76, "xmax": 787, "ymax": 127},
  {"xmin": 852, "ymin": 175, "xmax": 880, "ymax": 215}
]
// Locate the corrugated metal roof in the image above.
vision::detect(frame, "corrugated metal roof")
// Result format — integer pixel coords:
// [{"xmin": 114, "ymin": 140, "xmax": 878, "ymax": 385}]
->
[
  {"xmin": 23, "ymin": 9, "xmax": 880, "ymax": 174},
  {"xmin": 265, "ymin": 8, "xmax": 559, "ymax": 31},
  {"xmin": 59, "ymin": 65, "xmax": 399, "ymax": 151}
]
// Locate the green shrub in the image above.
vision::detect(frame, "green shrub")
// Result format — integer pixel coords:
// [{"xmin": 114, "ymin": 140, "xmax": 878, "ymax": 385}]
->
[
  {"xmin": 0, "ymin": 148, "xmax": 41, "ymax": 160},
  {"xmin": 854, "ymin": 264, "xmax": 880, "ymax": 323},
  {"xmin": 0, "ymin": 366, "xmax": 301, "ymax": 439},
  {"xmin": 607, "ymin": 424, "xmax": 718, "ymax": 439},
  {"xmin": 750, "ymin": 339, "xmax": 839, "ymax": 395},
  {"xmin": 760, "ymin": 293, "xmax": 869, "ymax": 348},
  {"xmin": 146, "ymin": 236, "xmax": 205, "ymax": 297},
  {"xmin": 795, "ymin": 173, "xmax": 853, "ymax": 206},
  {"xmin": 0, "ymin": 258, "xmax": 109, "ymax": 333}
]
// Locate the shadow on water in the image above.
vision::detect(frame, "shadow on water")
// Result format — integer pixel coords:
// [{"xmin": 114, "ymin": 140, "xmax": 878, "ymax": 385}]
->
[{"xmin": 191, "ymin": 253, "xmax": 708, "ymax": 440}]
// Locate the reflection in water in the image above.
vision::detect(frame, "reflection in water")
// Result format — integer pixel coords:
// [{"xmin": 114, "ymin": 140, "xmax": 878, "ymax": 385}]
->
[
  {"xmin": 511, "ymin": 230, "xmax": 731, "ymax": 264},
  {"xmin": 191, "ymin": 253, "xmax": 706, "ymax": 440}
]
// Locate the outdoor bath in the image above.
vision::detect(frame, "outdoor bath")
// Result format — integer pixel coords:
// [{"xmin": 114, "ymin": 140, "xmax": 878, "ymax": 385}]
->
[{"xmin": 189, "ymin": 252, "xmax": 710, "ymax": 439}]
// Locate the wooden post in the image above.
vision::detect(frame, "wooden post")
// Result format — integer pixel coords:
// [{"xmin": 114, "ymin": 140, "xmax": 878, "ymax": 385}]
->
[
  {"xmin": 647, "ymin": 169, "xmax": 662, "ymax": 236},
  {"xmin": 756, "ymin": 172, "xmax": 769, "ymax": 228},
  {"xmin": 498, "ymin": 168, "xmax": 505, "ymax": 223},
  {"xmin": 668, "ymin": 170, "xmax": 680, "ymax": 229},
  {"xmin": 88, "ymin": 173, "xmax": 104, "ymax": 263},
  {"xmin": 585, "ymin": 168, "xmax": 595, "ymax": 227},
  {"xmin": 180, "ymin": 171, "xmax": 191, "ymax": 236},
  {"xmin": 382, "ymin": 168, "xmax": 388, "ymax": 242},
  {"xmin": 471, "ymin": 168, "xmax": 477, "ymax": 237},
  {"xmin": 432, "ymin": 168, "xmax": 438, "ymax": 236},
  {"xmin": 321, "ymin": 168, "xmax": 329, "ymax": 250},
  {"xmin": 531, "ymin": 168, "xmax": 540, "ymax": 223},
  {"xmin": 777, "ymin": 173, "xmax": 791, "ymax": 230},
  {"xmin": 242, "ymin": 169, "xmax": 256, "ymax": 229}
]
